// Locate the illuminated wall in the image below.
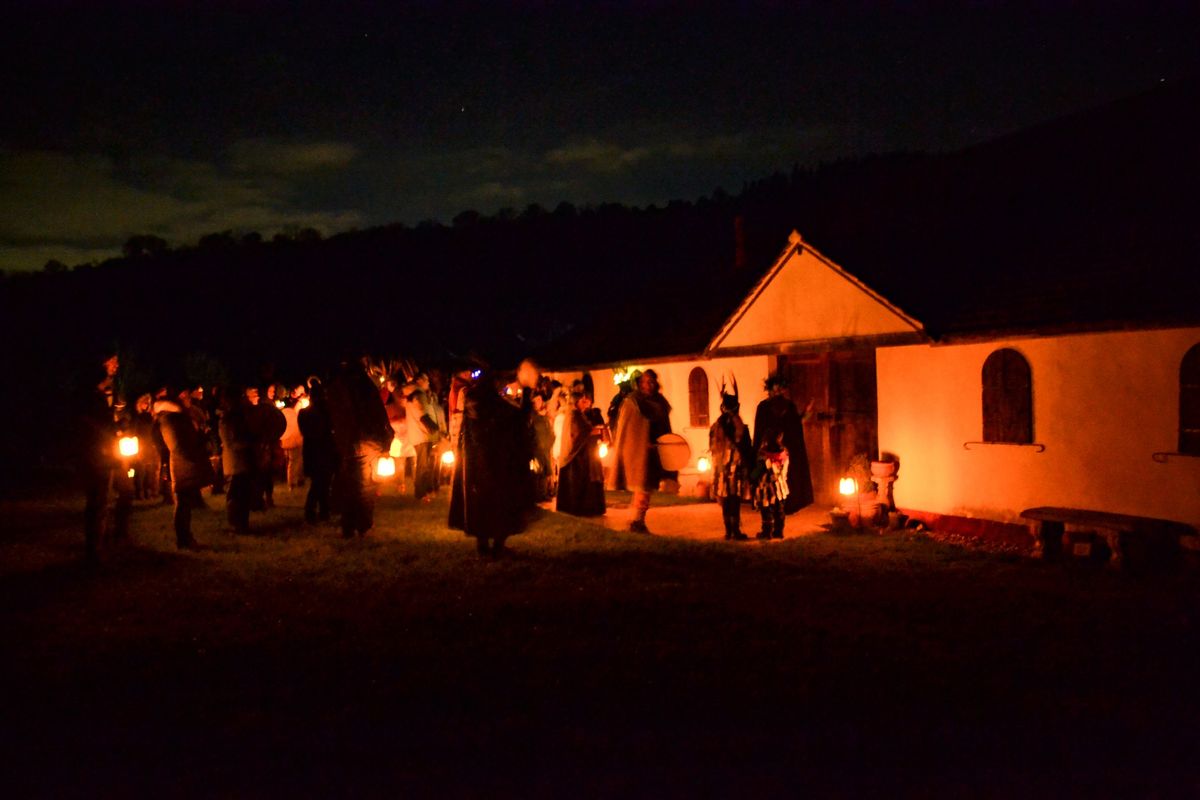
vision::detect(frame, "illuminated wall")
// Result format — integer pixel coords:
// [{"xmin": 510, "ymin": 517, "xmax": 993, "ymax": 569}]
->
[
  {"xmin": 712, "ymin": 237, "xmax": 921, "ymax": 350},
  {"xmin": 551, "ymin": 354, "xmax": 772, "ymax": 469},
  {"xmin": 877, "ymin": 327, "xmax": 1200, "ymax": 526}
]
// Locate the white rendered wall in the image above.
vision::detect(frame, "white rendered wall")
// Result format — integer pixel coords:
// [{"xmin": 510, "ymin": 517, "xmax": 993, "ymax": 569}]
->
[
  {"xmin": 550, "ymin": 354, "xmax": 772, "ymax": 469},
  {"xmin": 877, "ymin": 327, "xmax": 1200, "ymax": 526}
]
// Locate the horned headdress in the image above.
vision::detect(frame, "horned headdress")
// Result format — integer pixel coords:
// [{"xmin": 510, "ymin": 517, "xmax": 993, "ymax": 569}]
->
[{"xmin": 718, "ymin": 373, "xmax": 740, "ymax": 413}]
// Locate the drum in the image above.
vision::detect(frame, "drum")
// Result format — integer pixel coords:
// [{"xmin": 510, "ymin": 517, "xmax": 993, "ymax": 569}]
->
[{"xmin": 655, "ymin": 433, "xmax": 692, "ymax": 471}]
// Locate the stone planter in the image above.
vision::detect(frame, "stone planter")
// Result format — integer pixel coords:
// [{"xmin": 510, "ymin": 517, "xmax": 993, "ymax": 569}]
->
[{"xmin": 870, "ymin": 460, "xmax": 898, "ymax": 479}]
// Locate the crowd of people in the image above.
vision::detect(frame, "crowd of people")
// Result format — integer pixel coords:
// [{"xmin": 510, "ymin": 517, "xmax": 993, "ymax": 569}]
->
[{"xmin": 78, "ymin": 352, "xmax": 813, "ymax": 563}]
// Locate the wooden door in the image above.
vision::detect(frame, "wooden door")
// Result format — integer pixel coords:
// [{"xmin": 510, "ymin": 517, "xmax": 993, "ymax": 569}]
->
[{"xmin": 782, "ymin": 350, "xmax": 878, "ymax": 504}]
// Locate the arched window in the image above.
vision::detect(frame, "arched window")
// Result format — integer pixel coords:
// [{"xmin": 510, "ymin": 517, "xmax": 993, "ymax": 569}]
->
[
  {"xmin": 982, "ymin": 349, "xmax": 1032, "ymax": 444},
  {"xmin": 1181, "ymin": 344, "xmax": 1200, "ymax": 454},
  {"xmin": 688, "ymin": 367, "xmax": 709, "ymax": 428}
]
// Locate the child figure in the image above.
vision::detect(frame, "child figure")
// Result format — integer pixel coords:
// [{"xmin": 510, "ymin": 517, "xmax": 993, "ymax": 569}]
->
[
  {"xmin": 753, "ymin": 430, "xmax": 790, "ymax": 540},
  {"xmin": 709, "ymin": 381, "xmax": 753, "ymax": 541}
]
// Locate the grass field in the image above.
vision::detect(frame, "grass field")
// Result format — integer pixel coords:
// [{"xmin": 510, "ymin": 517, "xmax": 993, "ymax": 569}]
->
[{"xmin": 2, "ymin": 483, "xmax": 1198, "ymax": 796}]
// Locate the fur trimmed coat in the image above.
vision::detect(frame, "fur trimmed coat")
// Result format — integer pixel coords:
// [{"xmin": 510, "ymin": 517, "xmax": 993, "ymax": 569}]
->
[{"xmin": 154, "ymin": 401, "xmax": 214, "ymax": 492}]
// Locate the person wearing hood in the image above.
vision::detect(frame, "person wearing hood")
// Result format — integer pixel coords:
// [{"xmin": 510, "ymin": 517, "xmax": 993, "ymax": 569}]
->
[
  {"xmin": 154, "ymin": 387, "xmax": 214, "ymax": 549},
  {"xmin": 326, "ymin": 359, "xmax": 394, "ymax": 538},
  {"xmin": 448, "ymin": 370, "xmax": 535, "ymax": 557},
  {"xmin": 555, "ymin": 386, "xmax": 607, "ymax": 517}
]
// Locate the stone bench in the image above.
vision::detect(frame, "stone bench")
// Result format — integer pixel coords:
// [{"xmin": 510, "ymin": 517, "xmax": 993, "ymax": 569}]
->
[{"xmin": 1020, "ymin": 506, "xmax": 1196, "ymax": 568}]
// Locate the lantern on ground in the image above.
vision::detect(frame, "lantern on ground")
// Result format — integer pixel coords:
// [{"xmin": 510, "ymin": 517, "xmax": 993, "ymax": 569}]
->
[
  {"xmin": 118, "ymin": 436, "xmax": 139, "ymax": 458},
  {"xmin": 839, "ymin": 477, "xmax": 862, "ymax": 527},
  {"xmin": 375, "ymin": 456, "xmax": 396, "ymax": 479}
]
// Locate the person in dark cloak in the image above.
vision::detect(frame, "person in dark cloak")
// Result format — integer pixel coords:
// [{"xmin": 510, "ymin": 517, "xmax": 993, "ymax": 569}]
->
[
  {"xmin": 326, "ymin": 359, "xmax": 394, "ymax": 538},
  {"xmin": 154, "ymin": 386, "xmax": 215, "ymax": 549},
  {"xmin": 298, "ymin": 379, "xmax": 338, "ymax": 524},
  {"xmin": 752, "ymin": 372, "xmax": 813, "ymax": 513},
  {"xmin": 449, "ymin": 371, "xmax": 535, "ymax": 557},
  {"xmin": 556, "ymin": 385, "xmax": 607, "ymax": 517},
  {"xmin": 219, "ymin": 386, "xmax": 256, "ymax": 535}
]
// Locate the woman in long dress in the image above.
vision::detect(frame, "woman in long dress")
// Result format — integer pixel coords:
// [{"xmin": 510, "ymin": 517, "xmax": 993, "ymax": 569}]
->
[{"xmin": 556, "ymin": 390, "xmax": 607, "ymax": 517}]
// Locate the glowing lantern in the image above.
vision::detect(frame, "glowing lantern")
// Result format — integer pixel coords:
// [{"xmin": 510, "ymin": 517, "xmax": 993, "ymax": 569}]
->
[
  {"xmin": 529, "ymin": 458, "xmax": 542, "ymax": 474},
  {"xmin": 441, "ymin": 449, "xmax": 456, "ymax": 466},
  {"xmin": 697, "ymin": 455, "xmax": 711, "ymax": 473},
  {"xmin": 127, "ymin": 468, "xmax": 135, "ymax": 478},
  {"xmin": 298, "ymin": 397, "xmax": 311, "ymax": 409},
  {"xmin": 598, "ymin": 442, "xmax": 609, "ymax": 459},
  {"xmin": 389, "ymin": 438, "xmax": 403, "ymax": 458},
  {"xmin": 118, "ymin": 436, "xmax": 139, "ymax": 458},
  {"xmin": 275, "ymin": 399, "xmax": 286, "ymax": 409},
  {"xmin": 375, "ymin": 456, "xmax": 396, "ymax": 478},
  {"xmin": 839, "ymin": 477, "xmax": 858, "ymax": 496}
]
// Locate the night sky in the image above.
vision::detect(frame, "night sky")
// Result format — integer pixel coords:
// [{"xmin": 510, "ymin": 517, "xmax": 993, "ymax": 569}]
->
[{"xmin": 2, "ymin": 1, "xmax": 1196, "ymax": 273}]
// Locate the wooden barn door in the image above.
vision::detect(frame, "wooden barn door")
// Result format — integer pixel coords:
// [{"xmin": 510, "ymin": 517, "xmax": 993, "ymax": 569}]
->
[{"xmin": 782, "ymin": 350, "xmax": 878, "ymax": 504}]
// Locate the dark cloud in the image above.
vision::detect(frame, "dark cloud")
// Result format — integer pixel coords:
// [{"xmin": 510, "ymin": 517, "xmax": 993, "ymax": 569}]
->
[{"xmin": 1, "ymin": 2, "xmax": 1197, "ymax": 270}]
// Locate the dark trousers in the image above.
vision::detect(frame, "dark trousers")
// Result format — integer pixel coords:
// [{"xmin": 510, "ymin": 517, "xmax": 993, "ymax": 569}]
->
[
  {"xmin": 84, "ymin": 467, "xmax": 133, "ymax": 560},
  {"xmin": 174, "ymin": 487, "xmax": 203, "ymax": 547},
  {"xmin": 759, "ymin": 503, "xmax": 785, "ymax": 539},
  {"xmin": 226, "ymin": 473, "xmax": 253, "ymax": 533},
  {"xmin": 413, "ymin": 442, "xmax": 436, "ymax": 499},
  {"xmin": 721, "ymin": 496, "xmax": 743, "ymax": 538},
  {"xmin": 305, "ymin": 471, "xmax": 333, "ymax": 522},
  {"xmin": 336, "ymin": 445, "xmax": 379, "ymax": 536}
]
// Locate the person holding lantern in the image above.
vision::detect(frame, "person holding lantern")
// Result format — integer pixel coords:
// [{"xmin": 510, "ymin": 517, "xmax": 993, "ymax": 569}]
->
[
  {"xmin": 154, "ymin": 386, "xmax": 215, "ymax": 550},
  {"xmin": 709, "ymin": 377, "xmax": 753, "ymax": 541},
  {"xmin": 326, "ymin": 359, "xmax": 394, "ymax": 538},
  {"xmin": 77, "ymin": 352, "xmax": 133, "ymax": 563}
]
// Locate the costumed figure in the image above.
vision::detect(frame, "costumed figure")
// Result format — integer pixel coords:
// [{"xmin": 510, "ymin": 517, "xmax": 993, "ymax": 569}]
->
[
  {"xmin": 406, "ymin": 373, "xmax": 442, "ymax": 502},
  {"xmin": 752, "ymin": 372, "xmax": 813, "ymax": 513},
  {"xmin": 448, "ymin": 371, "xmax": 535, "ymax": 557},
  {"xmin": 555, "ymin": 386, "xmax": 607, "ymax": 517},
  {"xmin": 607, "ymin": 369, "xmax": 672, "ymax": 534},
  {"xmin": 753, "ymin": 430, "xmax": 790, "ymax": 540},
  {"xmin": 709, "ymin": 375, "xmax": 753, "ymax": 540},
  {"xmin": 326, "ymin": 360, "xmax": 394, "ymax": 538}
]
